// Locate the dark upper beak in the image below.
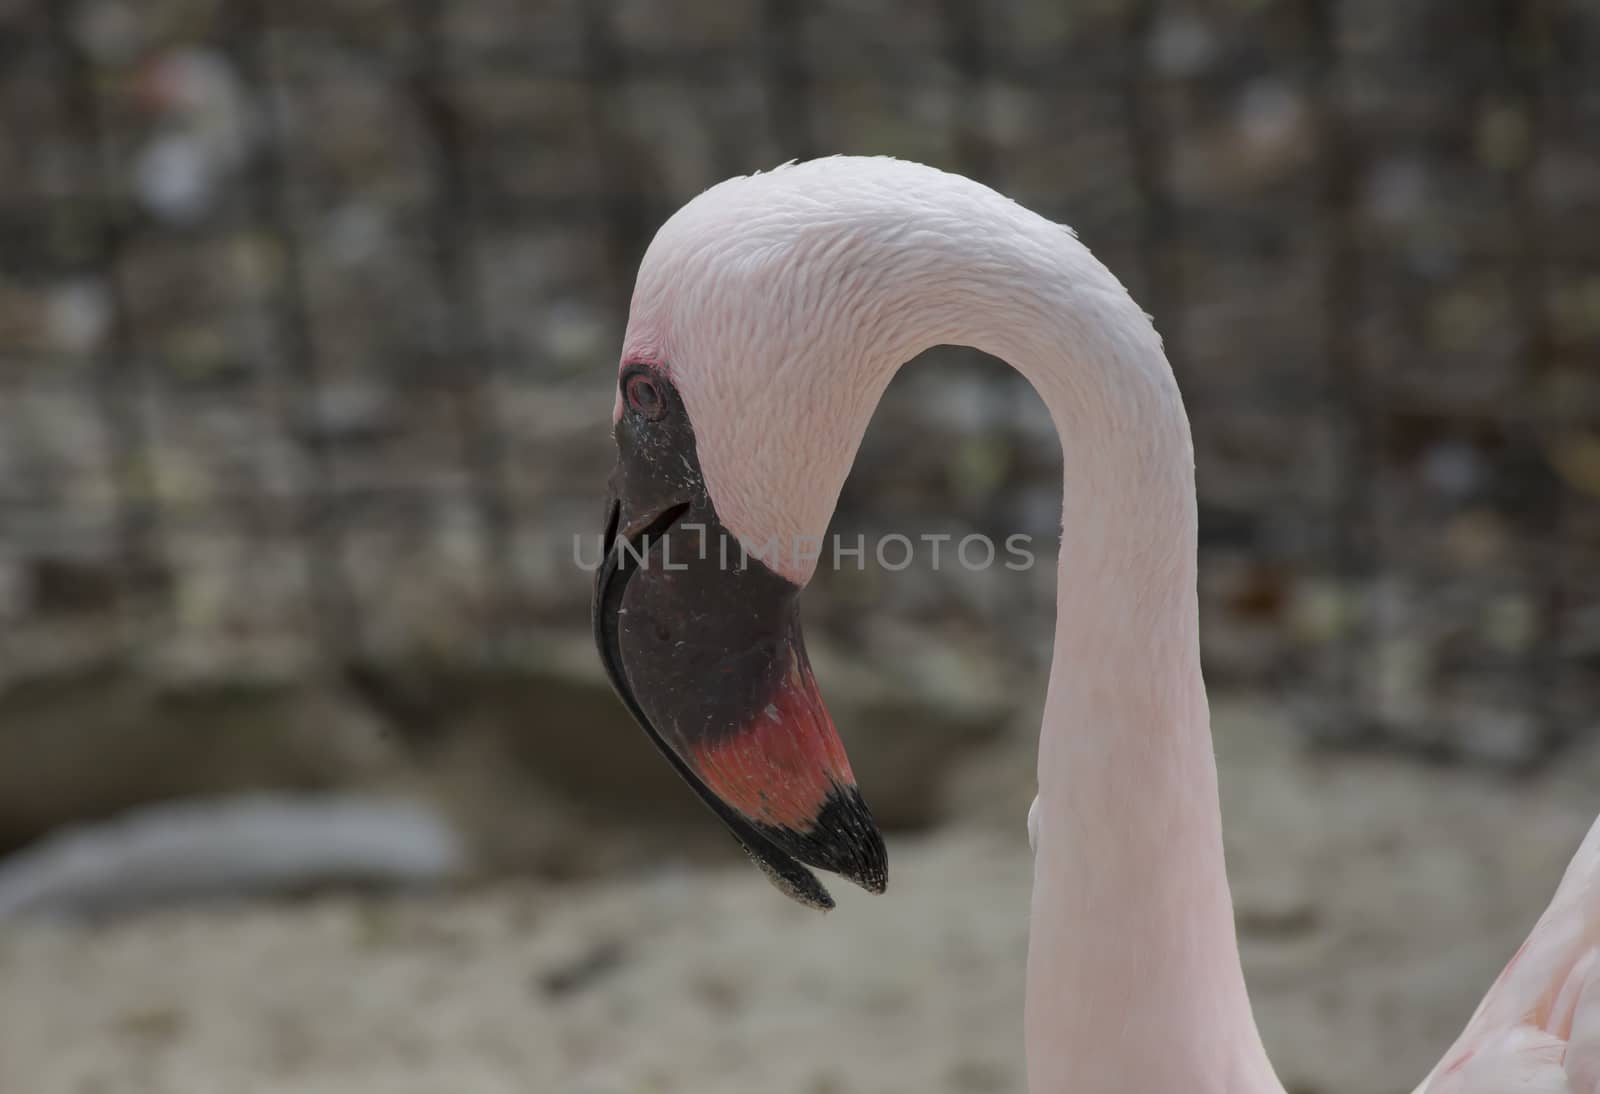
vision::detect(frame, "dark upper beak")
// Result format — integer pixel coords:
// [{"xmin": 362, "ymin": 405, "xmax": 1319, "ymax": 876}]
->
[{"xmin": 592, "ymin": 369, "xmax": 886, "ymax": 911}]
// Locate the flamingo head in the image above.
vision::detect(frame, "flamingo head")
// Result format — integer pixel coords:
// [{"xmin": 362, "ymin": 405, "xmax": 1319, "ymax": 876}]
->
[
  {"xmin": 592, "ymin": 358, "xmax": 887, "ymax": 911},
  {"xmin": 591, "ymin": 163, "xmax": 924, "ymax": 910}
]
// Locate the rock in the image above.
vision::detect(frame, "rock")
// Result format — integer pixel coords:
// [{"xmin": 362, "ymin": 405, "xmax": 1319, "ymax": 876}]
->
[
  {"xmin": 0, "ymin": 793, "xmax": 467, "ymax": 920},
  {"xmin": 1149, "ymin": 11, "xmax": 1219, "ymax": 77},
  {"xmin": 0, "ymin": 668, "xmax": 398, "ymax": 854}
]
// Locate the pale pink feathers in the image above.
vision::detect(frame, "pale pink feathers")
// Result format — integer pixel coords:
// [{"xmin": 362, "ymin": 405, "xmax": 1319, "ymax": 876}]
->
[
  {"xmin": 624, "ymin": 156, "xmax": 1600, "ymax": 1094},
  {"xmin": 1418, "ymin": 812, "xmax": 1600, "ymax": 1094}
]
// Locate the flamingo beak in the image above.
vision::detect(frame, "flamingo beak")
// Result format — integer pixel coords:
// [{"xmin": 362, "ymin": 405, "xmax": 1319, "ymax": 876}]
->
[{"xmin": 592, "ymin": 373, "xmax": 886, "ymax": 910}]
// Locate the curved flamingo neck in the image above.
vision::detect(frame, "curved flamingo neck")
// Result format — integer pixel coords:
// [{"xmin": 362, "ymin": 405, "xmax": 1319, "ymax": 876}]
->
[
  {"xmin": 870, "ymin": 199, "xmax": 1280, "ymax": 1094},
  {"xmin": 628, "ymin": 159, "xmax": 1282, "ymax": 1093}
]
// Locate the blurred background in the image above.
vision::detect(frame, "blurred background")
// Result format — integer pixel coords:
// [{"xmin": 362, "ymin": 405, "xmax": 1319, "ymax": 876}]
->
[{"xmin": 0, "ymin": 0, "xmax": 1597, "ymax": 1091}]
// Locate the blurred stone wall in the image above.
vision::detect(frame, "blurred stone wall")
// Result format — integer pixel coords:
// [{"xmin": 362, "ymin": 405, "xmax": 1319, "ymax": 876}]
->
[{"xmin": 0, "ymin": 0, "xmax": 1597, "ymax": 853}]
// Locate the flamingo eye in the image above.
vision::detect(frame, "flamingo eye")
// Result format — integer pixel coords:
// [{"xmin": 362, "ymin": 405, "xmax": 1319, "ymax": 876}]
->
[{"xmin": 625, "ymin": 372, "xmax": 667, "ymax": 421}]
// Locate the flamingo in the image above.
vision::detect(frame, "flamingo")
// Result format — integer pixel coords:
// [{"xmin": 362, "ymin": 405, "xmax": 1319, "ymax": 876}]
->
[{"xmin": 591, "ymin": 156, "xmax": 1600, "ymax": 1093}]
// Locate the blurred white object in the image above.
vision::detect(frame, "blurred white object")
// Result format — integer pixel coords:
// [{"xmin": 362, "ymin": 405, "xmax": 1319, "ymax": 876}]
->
[
  {"xmin": 1366, "ymin": 156, "xmax": 1431, "ymax": 226},
  {"xmin": 132, "ymin": 48, "xmax": 258, "ymax": 225},
  {"xmin": 0, "ymin": 793, "xmax": 466, "ymax": 919},
  {"xmin": 1234, "ymin": 79, "xmax": 1307, "ymax": 158},
  {"xmin": 1149, "ymin": 12, "xmax": 1218, "ymax": 78},
  {"xmin": 46, "ymin": 278, "xmax": 112, "ymax": 354}
]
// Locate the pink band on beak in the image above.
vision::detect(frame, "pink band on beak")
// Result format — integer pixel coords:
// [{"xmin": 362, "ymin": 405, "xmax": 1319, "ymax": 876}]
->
[{"xmin": 690, "ymin": 655, "xmax": 856, "ymax": 831}]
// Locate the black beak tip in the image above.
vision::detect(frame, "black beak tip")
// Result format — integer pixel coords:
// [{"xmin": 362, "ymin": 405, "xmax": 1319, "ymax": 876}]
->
[
  {"xmin": 820, "ymin": 785, "xmax": 889, "ymax": 895},
  {"xmin": 743, "ymin": 845, "xmax": 837, "ymax": 911},
  {"xmin": 760, "ymin": 785, "xmax": 889, "ymax": 898}
]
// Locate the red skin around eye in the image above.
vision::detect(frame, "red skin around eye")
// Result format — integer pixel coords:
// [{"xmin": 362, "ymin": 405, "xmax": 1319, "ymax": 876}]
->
[{"xmin": 626, "ymin": 374, "xmax": 667, "ymax": 419}]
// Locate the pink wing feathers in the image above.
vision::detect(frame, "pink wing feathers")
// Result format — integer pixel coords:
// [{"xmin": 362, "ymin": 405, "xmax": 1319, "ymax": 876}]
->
[{"xmin": 1417, "ymin": 814, "xmax": 1600, "ymax": 1094}]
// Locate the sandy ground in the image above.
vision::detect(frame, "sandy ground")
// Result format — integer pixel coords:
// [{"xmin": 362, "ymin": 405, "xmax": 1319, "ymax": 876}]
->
[{"xmin": 4, "ymin": 702, "xmax": 1600, "ymax": 1094}]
